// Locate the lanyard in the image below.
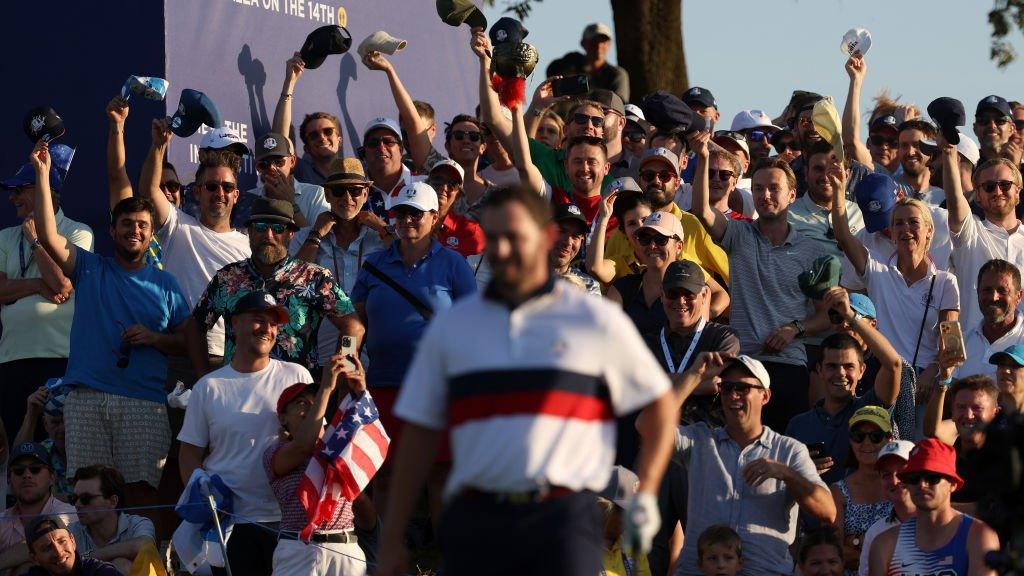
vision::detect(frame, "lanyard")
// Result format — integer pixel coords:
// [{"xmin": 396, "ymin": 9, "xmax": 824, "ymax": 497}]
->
[
  {"xmin": 18, "ymin": 236, "xmax": 33, "ymax": 278},
  {"xmin": 660, "ymin": 317, "xmax": 706, "ymax": 373},
  {"xmin": 601, "ymin": 552, "xmax": 634, "ymax": 576}
]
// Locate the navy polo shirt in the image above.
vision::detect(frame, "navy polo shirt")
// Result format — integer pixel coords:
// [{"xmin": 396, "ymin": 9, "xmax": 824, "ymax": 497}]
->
[
  {"xmin": 351, "ymin": 238, "xmax": 476, "ymax": 388},
  {"xmin": 783, "ymin": 390, "xmax": 884, "ymax": 485}
]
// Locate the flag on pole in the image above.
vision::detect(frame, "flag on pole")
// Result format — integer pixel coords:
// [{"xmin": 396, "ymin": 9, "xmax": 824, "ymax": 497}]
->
[{"xmin": 296, "ymin": 391, "xmax": 390, "ymax": 540}]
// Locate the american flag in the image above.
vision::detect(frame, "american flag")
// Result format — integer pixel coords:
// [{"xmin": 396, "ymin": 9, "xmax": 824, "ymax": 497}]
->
[{"xmin": 296, "ymin": 391, "xmax": 390, "ymax": 540}]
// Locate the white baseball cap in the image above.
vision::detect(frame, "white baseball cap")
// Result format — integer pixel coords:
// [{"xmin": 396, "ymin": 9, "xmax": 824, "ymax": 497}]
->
[
  {"xmin": 638, "ymin": 211, "xmax": 685, "ymax": 241},
  {"xmin": 363, "ymin": 116, "xmax": 402, "ymax": 142},
  {"xmin": 429, "ymin": 158, "xmax": 465, "ymax": 185},
  {"xmin": 624, "ymin": 104, "xmax": 646, "ymax": 121},
  {"xmin": 392, "ymin": 181, "xmax": 438, "ymax": 212},
  {"xmin": 726, "ymin": 355, "xmax": 771, "ymax": 389},
  {"xmin": 876, "ymin": 440, "xmax": 915, "ymax": 469},
  {"xmin": 200, "ymin": 127, "xmax": 250, "ymax": 156},
  {"xmin": 730, "ymin": 109, "xmax": 781, "ymax": 132},
  {"xmin": 918, "ymin": 130, "xmax": 980, "ymax": 167}
]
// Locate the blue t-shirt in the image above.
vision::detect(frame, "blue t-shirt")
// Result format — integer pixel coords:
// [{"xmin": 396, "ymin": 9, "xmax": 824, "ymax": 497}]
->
[
  {"xmin": 64, "ymin": 247, "xmax": 189, "ymax": 403},
  {"xmin": 351, "ymin": 239, "xmax": 476, "ymax": 387}
]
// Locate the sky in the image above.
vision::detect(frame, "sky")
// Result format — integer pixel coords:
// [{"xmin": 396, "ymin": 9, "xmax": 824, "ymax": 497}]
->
[{"xmin": 481, "ymin": 0, "xmax": 1023, "ymax": 130}]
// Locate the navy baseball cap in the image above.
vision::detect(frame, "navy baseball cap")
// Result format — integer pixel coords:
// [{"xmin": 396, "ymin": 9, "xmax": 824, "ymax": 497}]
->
[
  {"xmin": 23, "ymin": 106, "xmax": 65, "ymax": 144},
  {"xmin": 682, "ymin": 86, "xmax": 716, "ymax": 109},
  {"xmin": 640, "ymin": 91, "xmax": 707, "ymax": 135},
  {"xmin": 927, "ymin": 97, "xmax": 966, "ymax": 145},
  {"xmin": 990, "ymin": 344, "xmax": 1024, "ymax": 367},
  {"xmin": 976, "ymin": 95, "xmax": 1012, "ymax": 119},
  {"xmin": 232, "ymin": 291, "xmax": 290, "ymax": 326},
  {"xmin": 170, "ymin": 89, "xmax": 222, "ymax": 137},
  {"xmin": 301, "ymin": 25, "xmax": 353, "ymax": 69},
  {"xmin": 869, "ymin": 115, "xmax": 898, "ymax": 134},
  {"xmin": 855, "ymin": 173, "xmax": 899, "ymax": 233},
  {"xmin": 9, "ymin": 441, "xmax": 52, "ymax": 468},
  {"xmin": 24, "ymin": 516, "xmax": 69, "ymax": 549},
  {"xmin": 849, "ymin": 293, "xmax": 877, "ymax": 319},
  {"xmin": 0, "ymin": 143, "xmax": 75, "ymax": 191}
]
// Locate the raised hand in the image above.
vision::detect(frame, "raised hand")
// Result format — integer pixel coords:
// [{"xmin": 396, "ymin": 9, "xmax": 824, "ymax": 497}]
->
[
  {"xmin": 151, "ymin": 118, "xmax": 173, "ymax": 147},
  {"xmin": 106, "ymin": 96, "xmax": 130, "ymax": 124}
]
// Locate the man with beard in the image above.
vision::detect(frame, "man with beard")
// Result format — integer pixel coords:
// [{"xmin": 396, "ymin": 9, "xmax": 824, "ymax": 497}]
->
[
  {"xmin": 842, "ymin": 55, "xmax": 902, "ymax": 177},
  {"xmin": 789, "ymin": 142, "xmax": 865, "ymax": 256},
  {"xmin": 142, "ymin": 119, "xmax": 251, "ymax": 380},
  {"xmin": 377, "ymin": 186, "xmax": 677, "ymax": 576},
  {"xmin": 550, "ymin": 136, "xmax": 612, "ymax": 226},
  {"xmin": 272, "ymin": 51, "xmax": 342, "ymax": 185},
  {"xmin": 29, "ymin": 142, "xmax": 189, "ymax": 513},
  {"xmin": 944, "ymin": 131, "xmax": 1024, "ymax": 329},
  {"xmin": 973, "ymin": 95, "xmax": 1022, "ymax": 168},
  {"xmin": 692, "ymin": 133, "xmax": 827, "ymax": 430},
  {"xmin": 551, "ymin": 204, "xmax": 600, "ymax": 295},
  {"xmin": 188, "ymin": 198, "xmax": 362, "ymax": 376},
  {"xmin": 955, "ymin": 259, "xmax": 1024, "ymax": 379},
  {"xmin": 0, "ymin": 443, "xmax": 77, "ymax": 573},
  {"xmin": 868, "ymin": 438, "xmax": 998, "ymax": 576},
  {"xmin": 896, "ymin": 119, "xmax": 944, "ymax": 205},
  {"xmin": 180, "ymin": 292, "xmax": 313, "ymax": 576}
]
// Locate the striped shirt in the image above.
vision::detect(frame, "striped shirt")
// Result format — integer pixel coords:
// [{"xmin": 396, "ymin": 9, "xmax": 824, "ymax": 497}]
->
[
  {"xmin": 263, "ymin": 439, "xmax": 354, "ymax": 532},
  {"xmin": 719, "ymin": 219, "xmax": 826, "ymax": 365},
  {"xmin": 395, "ymin": 278, "xmax": 671, "ymax": 498},
  {"xmin": 887, "ymin": 515, "xmax": 973, "ymax": 576}
]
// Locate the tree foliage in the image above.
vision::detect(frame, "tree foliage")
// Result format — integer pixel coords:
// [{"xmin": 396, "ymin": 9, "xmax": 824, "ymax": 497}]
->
[{"xmin": 990, "ymin": 0, "xmax": 1024, "ymax": 68}]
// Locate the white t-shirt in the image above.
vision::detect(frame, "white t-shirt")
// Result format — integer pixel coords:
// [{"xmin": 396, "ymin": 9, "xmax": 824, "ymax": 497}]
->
[
  {"xmin": 950, "ymin": 215, "xmax": 1024, "ymax": 331},
  {"xmin": 842, "ymin": 253, "xmax": 960, "ymax": 368},
  {"xmin": 479, "ymin": 164, "xmax": 521, "ymax": 188},
  {"xmin": 178, "ymin": 360, "xmax": 313, "ymax": 523},
  {"xmin": 956, "ymin": 314, "xmax": 1024, "ymax": 379},
  {"xmin": 858, "ymin": 515, "xmax": 901, "ymax": 576},
  {"xmin": 158, "ymin": 207, "xmax": 251, "ymax": 356}
]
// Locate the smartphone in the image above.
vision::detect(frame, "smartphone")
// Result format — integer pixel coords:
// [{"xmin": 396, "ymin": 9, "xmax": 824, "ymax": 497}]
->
[
  {"xmin": 939, "ymin": 320, "xmax": 966, "ymax": 364},
  {"xmin": 338, "ymin": 335, "xmax": 357, "ymax": 371},
  {"xmin": 552, "ymin": 75, "xmax": 590, "ymax": 98},
  {"xmin": 806, "ymin": 442, "xmax": 826, "ymax": 459}
]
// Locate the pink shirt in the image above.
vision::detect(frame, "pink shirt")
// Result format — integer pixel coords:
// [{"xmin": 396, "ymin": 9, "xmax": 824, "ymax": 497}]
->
[{"xmin": 0, "ymin": 495, "xmax": 77, "ymax": 552}]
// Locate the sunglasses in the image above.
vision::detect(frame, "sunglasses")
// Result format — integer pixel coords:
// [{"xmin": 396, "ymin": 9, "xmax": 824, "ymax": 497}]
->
[
  {"xmin": 365, "ymin": 136, "xmax": 401, "ymax": 149},
  {"xmin": 849, "ymin": 429, "xmax": 887, "ymax": 443},
  {"xmin": 901, "ymin": 472, "xmax": 945, "ymax": 486},
  {"xmin": 427, "ymin": 176, "xmax": 459, "ymax": 189},
  {"xmin": 328, "ymin": 185, "xmax": 367, "ymax": 198},
  {"xmin": 10, "ymin": 464, "xmax": 45, "ymax": 476},
  {"xmin": 980, "ymin": 180, "xmax": 1016, "ymax": 194},
  {"xmin": 719, "ymin": 380, "xmax": 766, "ymax": 394},
  {"xmin": 572, "ymin": 113, "xmax": 604, "ymax": 128},
  {"xmin": 68, "ymin": 492, "xmax": 105, "ymax": 506},
  {"xmin": 714, "ymin": 130, "xmax": 746, "ymax": 142},
  {"xmin": 624, "ymin": 131, "xmax": 646, "ymax": 143},
  {"xmin": 159, "ymin": 181, "xmax": 182, "ymax": 193},
  {"xmin": 708, "ymin": 169, "xmax": 735, "ymax": 181},
  {"xmin": 393, "ymin": 206, "xmax": 427, "ymax": 222},
  {"xmin": 746, "ymin": 129, "xmax": 772, "ymax": 142},
  {"xmin": 977, "ymin": 115, "xmax": 1012, "ymax": 126},
  {"xmin": 639, "ymin": 169, "xmax": 676, "ymax": 183},
  {"xmin": 452, "ymin": 130, "xmax": 482, "ymax": 143},
  {"xmin": 202, "ymin": 181, "xmax": 237, "ymax": 193},
  {"xmin": 251, "ymin": 222, "xmax": 288, "ymax": 234},
  {"xmin": 868, "ymin": 134, "xmax": 898, "ymax": 148},
  {"xmin": 774, "ymin": 142, "xmax": 797, "ymax": 153},
  {"xmin": 634, "ymin": 231, "xmax": 673, "ymax": 247},
  {"xmin": 1015, "ymin": 119, "xmax": 1024, "ymax": 131},
  {"xmin": 257, "ymin": 157, "xmax": 288, "ymax": 171},
  {"xmin": 305, "ymin": 126, "xmax": 336, "ymax": 140}
]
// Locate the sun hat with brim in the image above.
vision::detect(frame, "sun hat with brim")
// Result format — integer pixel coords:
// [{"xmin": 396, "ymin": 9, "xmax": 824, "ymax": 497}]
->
[
  {"xmin": 898, "ymin": 438, "xmax": 965, "ymax": 491},
  {"xmin": 989, "ymin": 344, "xmax": 1024, "ymax": 367},
  {"xmin": 324, "ymin": 158, "xmax": 372, "ymax": 188},
  {"xmin": 245, "ymin": 197, "xmax": 299, "ymax": 230},
  {"xmin": 276, "ymin": 382, "xmax": 318, "ymax": 413},
  {"xmin": 849, "ymin": 405, "xmax": 892, "ymax": 434},
  {"xmin": 875, "ymin": 440, "xmax": 915, "ymax": 470}
]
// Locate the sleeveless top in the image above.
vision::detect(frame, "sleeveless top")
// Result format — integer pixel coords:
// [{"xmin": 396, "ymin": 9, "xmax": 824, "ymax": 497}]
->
[
  {"xmin": 887, "ymin": 515, "xmax": 973, "ymax": 576},
  {"xmin": 839, "ymin": 479, "xmax": 893, "ymax": 576}
]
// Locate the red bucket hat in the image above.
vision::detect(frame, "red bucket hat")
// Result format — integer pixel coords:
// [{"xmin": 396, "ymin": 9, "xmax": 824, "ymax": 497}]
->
[{"xmin": 897, "ymin": 438, "xmax": 965, "ymax": 491}]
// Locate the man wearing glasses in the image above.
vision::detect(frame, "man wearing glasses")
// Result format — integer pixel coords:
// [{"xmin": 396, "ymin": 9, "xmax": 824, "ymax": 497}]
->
[
  {"xmin": 427, "ymin": 159, "xmax": 485, "ymax": 258},
  {"xmin": 730, "ymin": 109, "xmax": 780, "ymax": 163},
  {"xmin": 67, "ymin": 465, "xmax": 155, "ymax": 574},
  {"xmin": 868, "ymin": 438, "xmax": 998, "ymax": 576},
  {"xmin": 272, "ymin": 51, "xmax": 343, "ymax": 186},
  {"xmin": 973, "ymin": 95, "xmax": 1021, "ymax": 167},
  {"xmin": 236, "ymin": 132, "xmax": 330, "ymax": 228},
  {"xmin": 188, "ymin": 197, "xmax": 362, "ymax": 376},
  {"xmin": 361, "ymin": 117, "xmax": 424, "ymax": 219},
  {"xmin": 652, "ymin": 351, "xmax": 835, "ymax": 576},
  {"xmin": 0, "ymin": 442, "xmax": 77, "ymax": 574}
]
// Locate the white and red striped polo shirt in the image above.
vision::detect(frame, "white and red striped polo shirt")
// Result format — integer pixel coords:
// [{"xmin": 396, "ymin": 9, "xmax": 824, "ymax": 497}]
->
[{"xmin": 394, "ymin": 278, "xmax": 671, "ymax": 498}]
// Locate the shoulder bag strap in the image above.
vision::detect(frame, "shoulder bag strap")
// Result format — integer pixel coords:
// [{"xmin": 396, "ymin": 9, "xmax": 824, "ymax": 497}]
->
[
  {"xmin": 363, "ymin": 261, "xmax": 434, "ymax": 321},
  {"xmin": 911, "ymin": 274, "xmax": 937, "ymax": 369}
]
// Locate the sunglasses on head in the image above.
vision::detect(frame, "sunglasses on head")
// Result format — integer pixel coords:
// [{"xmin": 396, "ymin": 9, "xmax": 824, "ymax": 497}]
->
[
  {"xmin": 572, "ymin": 113, "xmax": 604, "ymax": 128},
  {"xmin": 639, "ymin": 169, "xmax": 676, "ymax": 183},
  {"xmin": 719, "ymin": 380, "xmax": 765, "ymax": 393},
  {"xmin": 159, "ymin": 181, "xmax": 182, "ymax": 193},
  {"xmin": 901, "ymin": 472, "xmax": 946, "ymax": 486},
  {"xmin": 868, "ymin": 134, "xmax": 898, "ymax": 147},
  {"xmin": 452, "ymin": 130, "xmax": 482, "ymax": 143},
  {"xmin": 328, "ymin": 185, "xmax": 367, "ymax": 198},
  {"xmin": 257, "ymin": 157, "xmax": 288, "ymax": 171},
  {"xmin": 10, "ymin": 464, "xmax": 45, "ymax": 476},
  {"xmin": 980, "ymin": 180, "xmax": 1015, "ymax": 194},
  {"xmin": 365, "ymin": 136, "xmax": 401, "ymax": 149},
  {"xmin": 849, "ymin": 429, "xmax": 887, "ymax": 443},
  {"xmin": 624, "ymin": 131, "xmax": 646, "ymax": 143},
  {"xmin": 68, "ymin": 492, "xmax": 105, "ymax": 506},
  {"xmin": 634, "ymin": 231, "xmax": 673, "ymax": 247},
  {"xmin": 251, "ymin": 222, "xmax": 288, "ymax": 234},
  {"xmin": 708, "ymin": 169, "xmax": 735, "ymax": 181},
  {"xmin": 203, "ymin": 180, "xmax": 237, "ymax": 193},
  {"xmin": 393, "ymin": 206, "xmax": 427, "ymax": 222}
]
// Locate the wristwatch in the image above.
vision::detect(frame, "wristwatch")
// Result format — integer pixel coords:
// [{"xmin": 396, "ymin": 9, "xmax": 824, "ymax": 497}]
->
[
  {"xmin": 790, "ymin": 319, "xmax": 806, "ymax": 338},
  {"xmin": 29, "ymin": 238, "xmax": 42, "ymax": 251}
]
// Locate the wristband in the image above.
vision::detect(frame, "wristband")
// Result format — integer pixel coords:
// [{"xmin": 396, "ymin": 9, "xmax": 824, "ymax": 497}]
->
[
  {"xmin": 304, "ymin": 236, "xmax": 321, "ymax": 246},
  {"xmin": 281, "ymin": 93, "xmax": 293, "ymax": 99},
  {"xmin": 937, "ymin": 377, "xmax": 953, "ymax": 390},
  {"xmin": 30, "ymin": 238, "xmax": 42, "ymax": 251}
]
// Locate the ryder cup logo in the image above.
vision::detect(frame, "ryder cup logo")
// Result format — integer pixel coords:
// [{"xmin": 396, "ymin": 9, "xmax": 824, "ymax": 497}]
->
[
  {"xmin": 868, "ymin": 200, "xmax": 882, "ymax": 213},
  {"xmin": 568, "ymin": 205, "xmax": 582, "ymax": 216},
  {"xmin": 496, "ymin": 29, "xmax": 507, "ymax": 42},
  {"xmin": 30, "ymin": 115, "xmax": 45, "ymax": 135},
  {"xmin": 263, "ymin": 137, "xmax": 278, "ymax": 150}
]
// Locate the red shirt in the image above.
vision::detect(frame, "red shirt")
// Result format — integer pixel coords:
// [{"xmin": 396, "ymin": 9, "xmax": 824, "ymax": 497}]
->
[
  {"xmin": 436, "ymin": 212, "xmax": 485, "ymax": 257},
  {"xmin": 551, "ymin": 187, "xmax": 618, "ymax": 238}
]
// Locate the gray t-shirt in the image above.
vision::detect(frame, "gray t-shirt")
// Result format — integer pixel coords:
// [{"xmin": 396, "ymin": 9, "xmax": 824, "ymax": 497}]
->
[{"xmin": 69, "ymin": 513, "xmax": 155, "ymax": 555}]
